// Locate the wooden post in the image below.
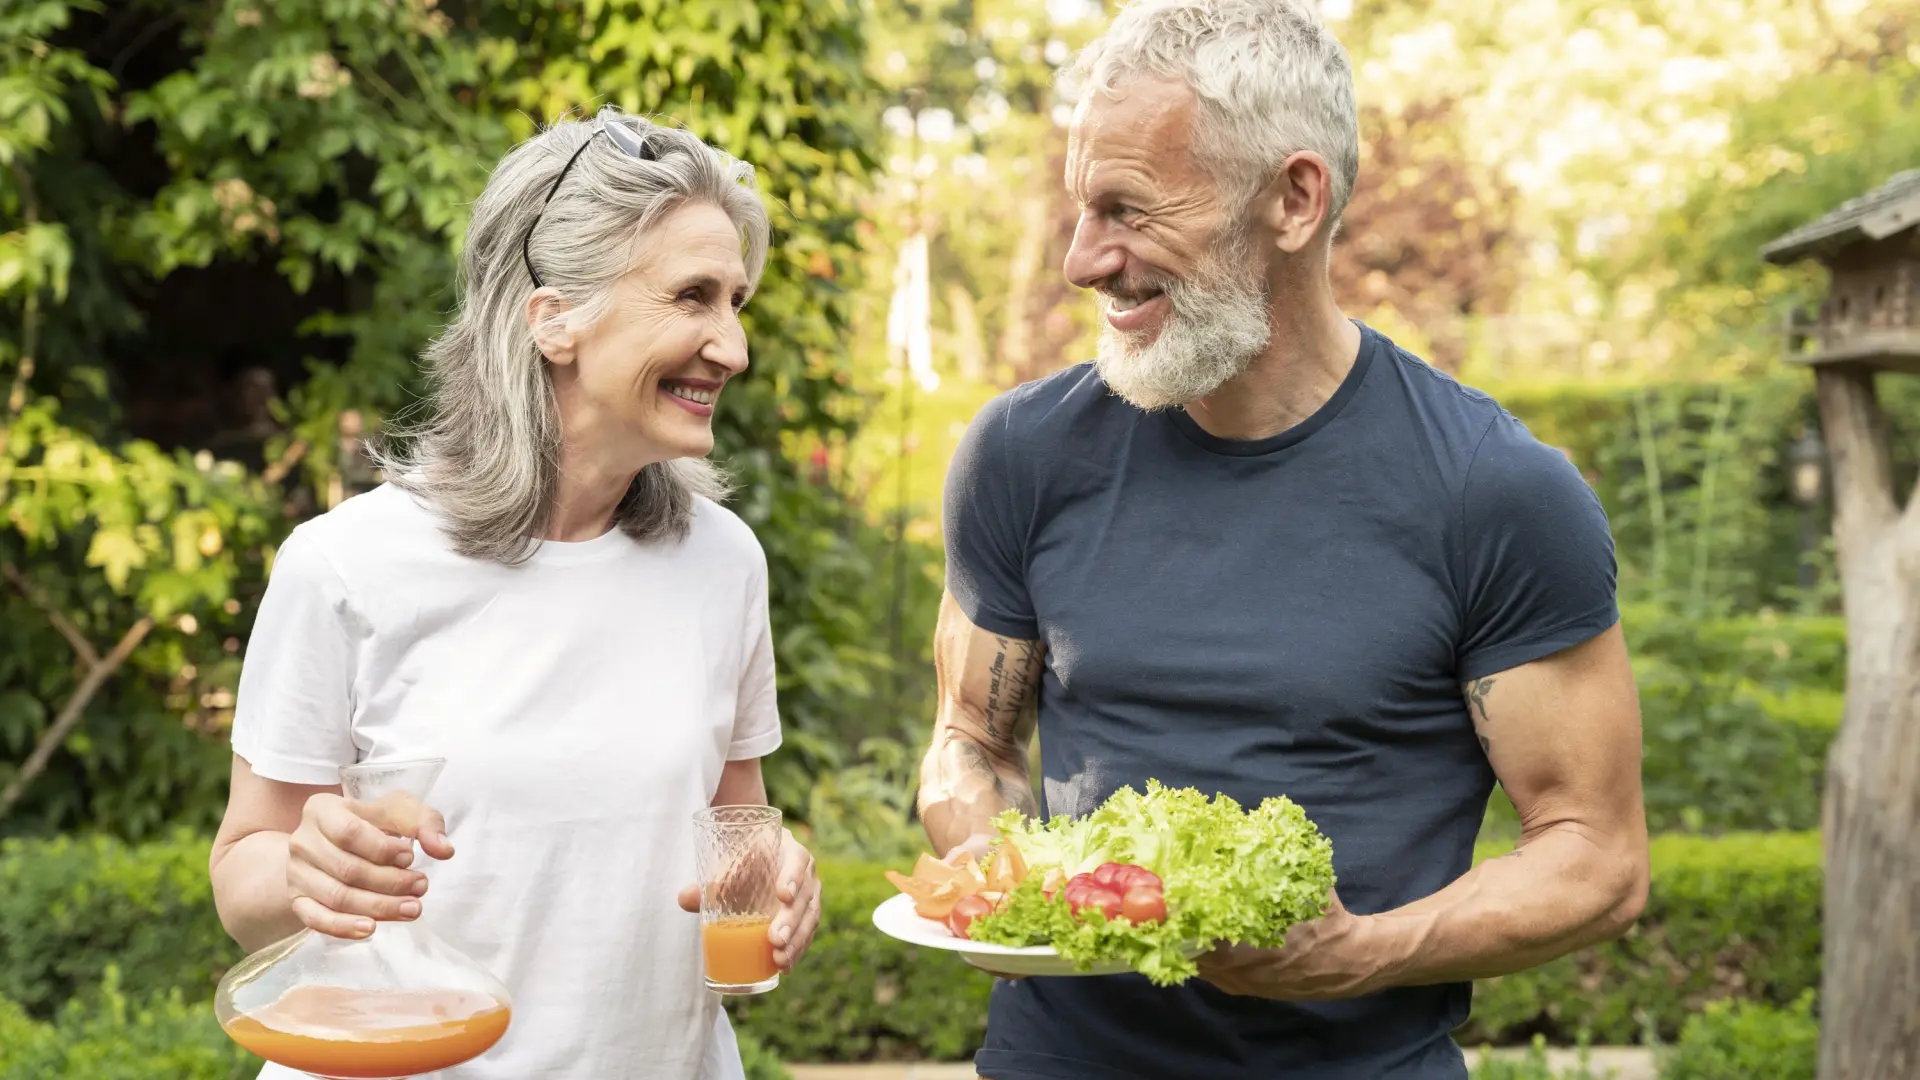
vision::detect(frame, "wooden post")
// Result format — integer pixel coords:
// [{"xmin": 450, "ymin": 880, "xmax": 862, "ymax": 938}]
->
[{"xmin": 1812, "ymin": 363, "xmax": 1920, "ymax": 1079}]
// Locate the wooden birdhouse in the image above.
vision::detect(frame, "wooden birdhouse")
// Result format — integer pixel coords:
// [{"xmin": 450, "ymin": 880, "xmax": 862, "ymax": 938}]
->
[{"xmin": 1761, "ymin": 168, "xmax": 1920, "ymax": 372}]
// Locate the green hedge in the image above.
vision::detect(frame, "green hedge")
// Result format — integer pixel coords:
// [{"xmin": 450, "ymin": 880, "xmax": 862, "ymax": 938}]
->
[
  {"xmin": 0, "ymin": 971, "xmax": 255, "ymax": 1080},
  {"xmin": 1459, "ymin": 832, "xmax": 1822, "ymax": 1047},
  {"xmin": 0, "ymin": 831, "xmax": 238, "ymax": 1017},
  {"xmin": 1660, "ymin": 993, "xmax": 1819, "ymax": 1080},
  {"xmin": 4, "ymin": 832, "xmax": 1818, "ymax": 1063}
]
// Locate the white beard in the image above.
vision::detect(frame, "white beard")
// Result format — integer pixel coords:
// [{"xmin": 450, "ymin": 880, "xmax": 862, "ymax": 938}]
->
[{"xmin": 1093, "ymin": 238, "xmax": 1272, "ymax": 412}]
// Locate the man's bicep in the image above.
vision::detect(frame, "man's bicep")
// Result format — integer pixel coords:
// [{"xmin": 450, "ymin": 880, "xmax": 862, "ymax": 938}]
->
[
  {"xmin": 1463, "ymin": 621, "xmax": 1644, "ymax": 841},
  {"xmin": 934, "ymin": 591, "xmax": 1044, "ymax": 758}
]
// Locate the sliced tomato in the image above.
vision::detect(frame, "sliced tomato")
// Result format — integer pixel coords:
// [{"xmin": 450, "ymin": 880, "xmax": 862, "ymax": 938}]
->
[
  {"xmin": 1068, "ymin": 885, "xmax": 1123, "ymax": 921},
  {"xmin": 1120, "ymin": 886, "xmax": 1167, "ymax": 924}
]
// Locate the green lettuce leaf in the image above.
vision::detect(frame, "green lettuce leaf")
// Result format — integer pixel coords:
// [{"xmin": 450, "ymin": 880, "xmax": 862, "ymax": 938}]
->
[{"xmin": 966, "ymin": 779, "xmax": 1336, "ymax": 986}]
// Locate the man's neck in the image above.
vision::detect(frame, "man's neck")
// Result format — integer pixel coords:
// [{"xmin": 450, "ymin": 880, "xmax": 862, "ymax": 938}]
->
[{"xmin": 1182, "ymin": 290, "xmax": 1361, "ymax": 443}]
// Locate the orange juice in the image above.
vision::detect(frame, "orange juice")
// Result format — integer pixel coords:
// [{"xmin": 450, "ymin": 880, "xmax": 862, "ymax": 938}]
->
[
  {"xmin": 703, "ymin": 915, "xmax": 779, "ymax": 985},
  {"xmin": 222, "ymin": 985, "xmax": 510, "ymax": 1078}
]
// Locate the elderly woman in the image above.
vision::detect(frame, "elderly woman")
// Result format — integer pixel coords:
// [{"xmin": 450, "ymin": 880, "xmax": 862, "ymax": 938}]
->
[{"xmin": 208, "ymin": 108, "xmax": 819, "ymax": 1079}]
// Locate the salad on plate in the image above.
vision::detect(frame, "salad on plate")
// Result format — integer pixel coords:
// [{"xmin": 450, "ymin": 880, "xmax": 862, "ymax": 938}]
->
[{"xmin": 877, "ymin": 780, "xmax": 1336, "ymax": 986}]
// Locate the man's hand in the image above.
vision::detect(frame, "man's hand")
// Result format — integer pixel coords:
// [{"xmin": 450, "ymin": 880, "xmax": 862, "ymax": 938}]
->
[
  {"xmin": 1196, "ymin": 890, "xmax": 1382, "ymax": 1000},
  {"xmin": 678, "ymin": 829, "xmax": 821, "ymax": 972}
]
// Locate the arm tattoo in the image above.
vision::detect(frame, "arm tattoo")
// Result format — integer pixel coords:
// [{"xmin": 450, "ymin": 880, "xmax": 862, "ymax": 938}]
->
[
  {"xmin": 982, "ymin": 636, "xmax": 1042, "ymax": 741},
  {"xmin": 1465, "ymin": 676, "xmax": 1495, "ymax": 756},
  {"xmin": 951, "ymin": 738, "xmax": 1039, "ymax": 817}
]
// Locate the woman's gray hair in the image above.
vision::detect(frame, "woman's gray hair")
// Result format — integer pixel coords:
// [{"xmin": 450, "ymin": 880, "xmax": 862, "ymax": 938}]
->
[
  {"xmin": 1067, "ymin": 0, "xmax": 1359, "ymax": 227},
  {"xmin": 372, "ymin": 106, "xmax": 772, "ymax": 564}
]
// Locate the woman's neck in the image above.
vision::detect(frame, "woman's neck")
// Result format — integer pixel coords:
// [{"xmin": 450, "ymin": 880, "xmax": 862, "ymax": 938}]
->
[{"xmin": 545, "ymin": 424, "xmax": 655, "ymax": 543}]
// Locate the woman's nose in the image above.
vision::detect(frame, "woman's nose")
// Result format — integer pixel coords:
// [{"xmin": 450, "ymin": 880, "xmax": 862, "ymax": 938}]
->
[{"xmin": 704, "ymin": 317, "xmax": 749, "ymax": 374}]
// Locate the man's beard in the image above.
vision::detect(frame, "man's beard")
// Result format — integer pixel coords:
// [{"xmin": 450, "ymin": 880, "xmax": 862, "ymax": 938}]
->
[{"xmin": 1092, "ymin": 231, "xmax": 1272, "ymax": 412}]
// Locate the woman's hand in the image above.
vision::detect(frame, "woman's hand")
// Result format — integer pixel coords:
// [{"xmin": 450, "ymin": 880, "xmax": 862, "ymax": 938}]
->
[
  {"xmin": 287, "ymin": 792, "xmax": 454, "ymax": 940},
  {"xmin": 678, "ymin": 829, "xmax": 823, "ymax": 972}
]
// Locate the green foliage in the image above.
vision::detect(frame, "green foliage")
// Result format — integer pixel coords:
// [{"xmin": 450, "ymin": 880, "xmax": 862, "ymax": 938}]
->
[
  {"xmin": 1466, "ymin": 1037, "xmax": 1604, "ymax": 1080},
  {"xmin": 1, "ymin": 0, "xmax": 934, "ymax": 837},
  {"xmin": 0, "ymin": 971, "xmax": 256, "ymax": 1080},
  {"xmin": 1461, "ymin": 832, "xmax": 1823, "ymax": 1047},
  {"xmin": 1658, "ymin": 993, "xmax": 1819, "ymax": 1080},
  {"xmin": 736, "ymin": 1028, "xmax": 795, "ymax": 1080},
  {"xmin": 0, "ymin": 830, "xmax": 236, "ymax": 1018},
  {"xmin": 1484, "ymin": 372, "xmax": 1920, "ymax": 616}
]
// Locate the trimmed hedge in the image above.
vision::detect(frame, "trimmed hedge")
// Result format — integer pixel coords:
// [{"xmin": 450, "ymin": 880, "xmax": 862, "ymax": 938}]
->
[
  {"xmin": 4, "ymin": 832, "xmax": 1819, "ymax": 1063},
  {"xmin": 1459, "ymin": 832, "xmax": 1822, "ymax": 1046},
  {"xmin": 0, "ymin": 830, "xmax": 238, "ymax": 1017},
  {"xmin": 0, "ymin": 971, "xmax": 256, "ymax": 1080},
  {"xmin": 1660, "ymin": 993, "xmax": 1819, "ymax": 1080}
]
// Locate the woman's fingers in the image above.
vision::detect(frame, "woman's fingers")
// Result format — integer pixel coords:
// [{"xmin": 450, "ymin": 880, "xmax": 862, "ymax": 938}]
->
[
  {"xmin": 773, "ymin": 879, "xmax": 822, "ymax": 969},
  {"xmin": 308, "ymin": 796, "xmax": 412, "ymax": 867},
  {"xmin": 775, "ymin": 830, "xmax": 814, "ymax": 904},
  {"xmin": 291, "ymin": 894, "xmax": 377, "ymax": 939},
  {"xmin": 288, "ymin": 861, "xmax": 423, "ymax": 932}
]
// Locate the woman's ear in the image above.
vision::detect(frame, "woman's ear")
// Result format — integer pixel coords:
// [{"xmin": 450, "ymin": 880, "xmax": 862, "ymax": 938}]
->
[{"xmin": 525, "ymin": 288, "xmax": 578, "ymax": 364}]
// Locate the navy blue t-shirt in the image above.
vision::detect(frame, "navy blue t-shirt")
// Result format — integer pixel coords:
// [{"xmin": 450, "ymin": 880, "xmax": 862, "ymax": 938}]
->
[{"xmin": 941, "ymin": 324, "xmax": 1618, "ymax": 1079}]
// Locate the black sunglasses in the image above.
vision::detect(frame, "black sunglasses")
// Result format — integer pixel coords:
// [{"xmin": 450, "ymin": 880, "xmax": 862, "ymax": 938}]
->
[{"xmin": 521, "ymin": 121, "xmax": 658, "ymax": 289}]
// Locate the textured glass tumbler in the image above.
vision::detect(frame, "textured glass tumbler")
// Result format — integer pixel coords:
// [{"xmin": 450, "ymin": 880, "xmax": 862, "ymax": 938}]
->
[{"xmin": 693, "ymin": 805, "xmax": 784, "ymax": 995}]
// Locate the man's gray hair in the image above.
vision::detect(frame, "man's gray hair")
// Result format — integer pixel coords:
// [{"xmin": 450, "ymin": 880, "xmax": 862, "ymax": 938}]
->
[
  {"xmin": 372, "ymin": 106, "xmax": 771, "ymax": 564},
  {"xmin": 1068, "ymin": 0, "xmax": 1360, "ymax": 224}
]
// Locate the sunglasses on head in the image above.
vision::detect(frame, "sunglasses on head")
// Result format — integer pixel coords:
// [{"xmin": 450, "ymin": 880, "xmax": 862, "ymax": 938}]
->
[{"xmin": 522, "ymin": 120, "xmax": 658, "ymax": 289}]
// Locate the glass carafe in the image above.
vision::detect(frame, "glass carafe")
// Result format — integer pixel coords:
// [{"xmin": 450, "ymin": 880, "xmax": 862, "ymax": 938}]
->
[{"xmin": 215, "ymin": 758, "xmax": 513, "ymax": 1079}]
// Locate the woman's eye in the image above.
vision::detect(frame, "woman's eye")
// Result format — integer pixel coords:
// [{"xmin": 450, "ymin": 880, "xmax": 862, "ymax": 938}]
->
[{"xmin": 678, "ymin": 288, "xmax": 704, "ymax": 304}]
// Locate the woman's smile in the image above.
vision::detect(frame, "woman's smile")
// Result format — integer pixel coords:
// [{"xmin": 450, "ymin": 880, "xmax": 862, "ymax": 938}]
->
[{"xmin": 662, "ymin": 377, "xmax": 722, "ymax": 417}]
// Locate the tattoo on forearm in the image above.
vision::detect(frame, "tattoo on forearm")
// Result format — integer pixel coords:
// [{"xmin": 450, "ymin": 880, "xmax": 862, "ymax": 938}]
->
[{"xmin": 1465, "ymin": 676, "xmax": 1495, "ymax": 755}]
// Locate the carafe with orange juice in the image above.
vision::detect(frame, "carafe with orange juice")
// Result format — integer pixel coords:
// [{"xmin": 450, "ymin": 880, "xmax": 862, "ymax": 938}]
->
[
  {"xmin": 694, "ymin": 805, "xmax": 784, "ymax": 994},
  {"xmin": 215, "ymin": 758, "xmax": 513, "ymax": 1078}
]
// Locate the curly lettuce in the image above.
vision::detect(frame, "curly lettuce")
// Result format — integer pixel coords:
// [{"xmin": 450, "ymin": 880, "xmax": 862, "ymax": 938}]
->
[{"xmin": 965, "ymin": 779, "xmax": 1336, "ymax": 986}]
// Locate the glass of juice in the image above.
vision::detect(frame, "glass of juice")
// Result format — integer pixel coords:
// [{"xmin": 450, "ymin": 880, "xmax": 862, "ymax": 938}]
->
[{"xmin": 693, "ymin": 805, "xmax": 784, "ymax": 995}]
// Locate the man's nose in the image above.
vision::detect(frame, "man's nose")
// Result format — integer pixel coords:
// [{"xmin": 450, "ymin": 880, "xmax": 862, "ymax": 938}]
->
[{"xmin": 1063, "ymin": 214, "xmax": 1126, "ymax": 290}]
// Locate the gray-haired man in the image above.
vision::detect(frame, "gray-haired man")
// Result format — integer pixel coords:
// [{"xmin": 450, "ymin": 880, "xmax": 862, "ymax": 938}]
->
[{"xmin": 916, "ymin": 2, "xmax": 1650, "ymax": 1077}]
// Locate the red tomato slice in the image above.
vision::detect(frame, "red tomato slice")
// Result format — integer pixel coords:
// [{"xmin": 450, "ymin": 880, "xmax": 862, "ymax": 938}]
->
[{"xmin": 1120, "ymin": 886, "xmax": 1167, "ymax": 924}]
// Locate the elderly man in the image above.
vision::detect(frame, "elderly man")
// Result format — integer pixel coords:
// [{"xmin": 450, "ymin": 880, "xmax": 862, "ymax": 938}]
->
[{"xmin": 915, "ymin": 2, "xmax": 1649, "ymax": 1078}]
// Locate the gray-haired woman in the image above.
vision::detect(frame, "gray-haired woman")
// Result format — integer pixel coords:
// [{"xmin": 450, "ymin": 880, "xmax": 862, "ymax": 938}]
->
[{"xmin": 208, "ymin": 107, "xmax": 821, "ymax": 1079}]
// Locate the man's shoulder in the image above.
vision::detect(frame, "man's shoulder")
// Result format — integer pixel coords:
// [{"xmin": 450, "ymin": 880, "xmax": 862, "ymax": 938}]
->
[
  {"xmin": 971, "ymin": 361, "xmax": 1136, "ymax": 451},
  {"xmin": 1360, "ymin": 326, "xmax": 1570, "ymax": 477}
]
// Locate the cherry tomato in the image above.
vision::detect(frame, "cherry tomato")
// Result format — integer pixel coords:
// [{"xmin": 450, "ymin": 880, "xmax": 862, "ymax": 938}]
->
[
  {"xmin": 1121, "ymin": 886, "xmax": 1167, "ymax": 924},
  {"xmin": 1115, "ymin": 866, "xmax": 1162, "ymax": 891},
  {"xmin": 1091, "ymin": 862, "xmax": 1127, "ymax": 888},
  {"xmin": 947, "ymin": 894, "xmax": 993, "ymax": 939}
]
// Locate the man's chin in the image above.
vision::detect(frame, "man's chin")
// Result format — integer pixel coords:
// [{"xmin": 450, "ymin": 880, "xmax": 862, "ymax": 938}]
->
[{"xmin": 1095, "ymin": 338, "xmax": 1238, "ymax": 413}]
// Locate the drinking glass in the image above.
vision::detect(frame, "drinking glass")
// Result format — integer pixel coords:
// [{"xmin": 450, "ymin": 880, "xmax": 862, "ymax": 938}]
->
[{"xmin": 693, "ymin": 805, "xmax": 784, "ymax": 995}]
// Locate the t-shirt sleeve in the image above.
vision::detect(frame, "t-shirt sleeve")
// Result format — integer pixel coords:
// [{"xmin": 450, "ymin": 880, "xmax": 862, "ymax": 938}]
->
[
  {"xmin": 727, "ymin": 543, "xmax": 782, "ymax": 761},
  {"xmin": 229, "ymin": 525, "xmax": 362, "ymax": 785},
  {"xmin": 942, "ymin": 391, "xmax": 1039, "ymax": 640},
  {"xmin": 1456, "ymin": 416, "xmax": 1620, "ymax": 682}
]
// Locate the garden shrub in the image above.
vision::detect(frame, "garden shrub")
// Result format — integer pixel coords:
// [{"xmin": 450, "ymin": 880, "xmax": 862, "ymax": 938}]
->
[
  {"xmin": 0, "ymin": 830, "xmax": 236, "ymax": 1017},
  {"xmin": 1658, "ymin": 992, "xmax": 1819, "ymax": 1080},
  {"xmin": 0, "ymin": 969, "xmax": 257, "ymax": 1080}
]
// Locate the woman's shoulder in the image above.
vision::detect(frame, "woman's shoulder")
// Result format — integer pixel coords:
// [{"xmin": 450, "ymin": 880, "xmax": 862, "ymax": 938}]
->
[
  {"xmin": 686, "ymin": 494, "xmax": 767, "ymax": 572},
  {"xmin": 275, "ymin": 483, "xmax": 443, "ymax": 581}
]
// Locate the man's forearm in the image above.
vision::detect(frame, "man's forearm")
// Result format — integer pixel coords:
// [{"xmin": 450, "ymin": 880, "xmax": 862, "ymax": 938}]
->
[
  {"xmin": 918, "ymin": 728, "xmax": 1037, "ymax": 856},
  {"xmin": 1357, "ymin": 823, "xmax": 1648, "ymax": 991},
  {"xmin": 211, "ymin": 830, "xmax": 303, "ymax": 952}
]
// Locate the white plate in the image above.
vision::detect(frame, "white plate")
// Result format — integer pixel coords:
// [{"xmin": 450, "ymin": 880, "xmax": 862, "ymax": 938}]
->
[{"xmin": 869, "ymin": 893, "xmax": 1206, "ymax": 978}]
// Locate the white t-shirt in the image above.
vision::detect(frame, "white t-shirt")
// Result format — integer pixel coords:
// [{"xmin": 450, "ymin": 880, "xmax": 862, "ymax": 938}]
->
[{"xmin": 229, "ymin": 482, "xmax": 781, "ymax": 1080}]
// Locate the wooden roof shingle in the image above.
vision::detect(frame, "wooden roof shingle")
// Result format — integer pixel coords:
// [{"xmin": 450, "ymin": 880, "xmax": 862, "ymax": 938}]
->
[{"xmin": 1761, "ymin": 169, "xmax": 1920, "ymax": 264}]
